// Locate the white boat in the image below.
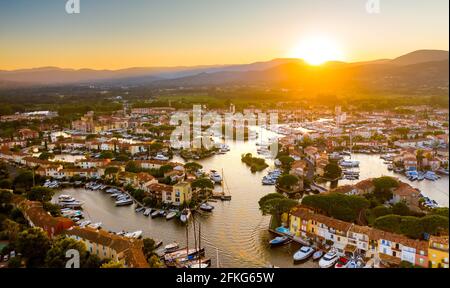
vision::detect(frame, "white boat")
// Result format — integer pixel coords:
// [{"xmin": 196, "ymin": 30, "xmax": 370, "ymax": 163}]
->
[
  {"xmin": 115, "ymin": 198, "xmax": 133, "ymax": 206},
  {"xmin": 180, "ymin": 209, "xmax": 191, "ymax": 223},
  {"xmin": 125, "ymin": 230, "xmax": 143, "ymax": 239},
  {"xmin": 293, "ymin": 246, "xmax": 315, "ymax": 262},
  {"xmin": 87, "ymin": 222, "xmax": 102, "ymax": 230},
  {"xmin": 340, "ymin": 160, "xmax": 360, "ymax": 168},
  {"xmin": 187, "ymin": 263, "xmax": 210, "ymax": 269},
  {"xmin": 209, "ymin": 170, "xmax": 222, "ymax": 183},
  {"xmin": 153, "ymin": 154, "xmax": 169, "ymax": 161},
  {"xmin": 78, "ymin": 220, "xmax": 91, "ymax": 227},
  {"xmin": 319, "ymin": 250, "xmax": 339, "ymax": 268},
  {"xmin": 199, "ymin": 203, "xmax": 214, "ymax": 212},
  {"xmin": 164, "ymin": 242, "xmax": 180, "ymax": 253},
  {"xmin": 166, "ymin": 211, "xmax": 177, "ymax": 220},
  {"xmin": 143, "ymin": 208, "xmax": 152, "ymax": 216}
]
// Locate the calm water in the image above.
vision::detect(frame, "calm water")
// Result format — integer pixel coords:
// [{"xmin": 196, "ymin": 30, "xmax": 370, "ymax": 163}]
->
[{"xmin": 53, "ymin": 129, "xmax": 448, "ymax": 268}]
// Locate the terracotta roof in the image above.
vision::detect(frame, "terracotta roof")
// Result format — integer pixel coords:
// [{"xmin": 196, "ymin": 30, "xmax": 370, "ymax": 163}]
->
[
  {"xmin": 393, "ymin": 182, "xmax": 420, "ymax": 197},
  {"xmin": 429, "ymin": 235, "xmax": 448, "ymax": 246}
]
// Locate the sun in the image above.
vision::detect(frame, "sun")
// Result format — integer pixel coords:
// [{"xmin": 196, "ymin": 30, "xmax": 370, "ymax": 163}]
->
[{"xmin": 289, "ymin": 36, "xmax": 344, "ymax": 65}]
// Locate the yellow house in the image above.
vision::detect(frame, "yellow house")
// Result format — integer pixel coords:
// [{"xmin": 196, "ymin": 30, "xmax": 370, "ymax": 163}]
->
[
  {"xmin": 428, "ymin": 236, "xmax": 449, "ymax": 268},
  {"xmin": 172, "ymin": 182, "xmax": 192, "ymax": 206},
  {"xmin": 288, "ymin": 208, "xmax": 315, "ymax": 239}
]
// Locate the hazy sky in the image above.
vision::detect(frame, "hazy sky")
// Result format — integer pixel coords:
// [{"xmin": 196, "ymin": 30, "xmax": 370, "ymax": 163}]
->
[{"xmin": 0, "ymin": 0, "xmax": 448, "ymax": 69}]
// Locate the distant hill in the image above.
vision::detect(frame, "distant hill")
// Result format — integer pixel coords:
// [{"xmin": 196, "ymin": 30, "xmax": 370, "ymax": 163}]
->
[
  {"xmin": 0, "ymin": 50, "xmax": 448, "ymax": 93},
  {"xmin": 390, "ymin": 50, "xmax": 449, "ymax": 66}
]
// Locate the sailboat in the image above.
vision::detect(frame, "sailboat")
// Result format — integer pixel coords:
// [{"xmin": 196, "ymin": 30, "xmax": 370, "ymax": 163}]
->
[{"xmin": 220, "ymin": 169, "xmax": 232, "ymax": 201}]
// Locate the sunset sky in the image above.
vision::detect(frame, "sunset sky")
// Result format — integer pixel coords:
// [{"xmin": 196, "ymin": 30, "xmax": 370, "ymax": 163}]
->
[{"xmin": 0, "ymin": 0, "xmax": 448, "ymax": 70}]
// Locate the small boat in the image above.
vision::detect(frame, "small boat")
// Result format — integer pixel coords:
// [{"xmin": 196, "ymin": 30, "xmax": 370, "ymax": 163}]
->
[
  {"xmin": 135, "ymin": 207, "xmax": 145, "ymax": 213},
  {"xmin": 312, "ymin": 250, "xmax": 324, "ymax": 261},
  {"xmin": 180, "ymin": 209, "xmax": 191, "ymax": 223},
  {"xmin": 78, "ymin": 220, "xmax": 91, "ymax": 227},
  {"xmin": 319, "ymin": 250, "xmax": 339, "ymax": 268},
  {"xmin": 199, "ymin": 203, "xmax": 214, "ymax": 212},
  {"xmin": 115, "ymin": 198, "xmax": 133, "ymax": 206},
  {"xmin": 335, "ymin": 256, "xmax": 350, "ymax": 268},
  {"xmin": 153, "ymin": 153, "xmax": 169, "ymax": 161},
  {"xmin": 87, "ymin": 222, "xmax": 102, "ymax": 230},
  {"xmin": 159, "ymin": 210, "xmax": 166, "ymax": 217},
  {"xmin": 185, "ymin": 258, "xmax": 211, "ymax": 268},
  {"xmin": 293, "ymin": 246, "xmax": 315, "ymax": 262},
  {"xmin": 151, "ymin": 210, "xmax": 160, "ymax": 218},
  {"xmin": 209, "ymin": 170, "xmax": 222, "ymax": 183},
  {"xmin": 164, "ymin": 242, "xmax": 180, "ymax": 253},
  {"xmin": 269, "ymin": 236, "xmax": 290, "ymax": 246},
  {"xmin": 166, "ymin": 211, "xmax": 177, "ymax": 220},
  {"xmin": 124, "ymin": 230, "xmax": 143, "ymax": 239},
  {"xmin": 143, "ymin": 208, "xmax": 152, "ymax": 216}
]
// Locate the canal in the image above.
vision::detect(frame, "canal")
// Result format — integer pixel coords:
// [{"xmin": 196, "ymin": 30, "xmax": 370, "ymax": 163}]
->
[{"xmin": 53, "ymin": 128, "xmax": 448, "ymax": 268}]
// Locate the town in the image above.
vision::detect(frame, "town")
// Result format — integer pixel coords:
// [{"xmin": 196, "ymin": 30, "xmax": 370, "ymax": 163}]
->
[{"xmin": 0, "ymin": 100, "xmax": 448, "ymax": 268}]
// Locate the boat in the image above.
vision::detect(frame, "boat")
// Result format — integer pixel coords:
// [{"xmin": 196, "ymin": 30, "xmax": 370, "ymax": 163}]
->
[
  {"xmin": 424, "ymin": 171, "xmax": 439, "ymax": 181},
  {"xmin": 87, "ymin": 222, "xmax": 102, "ymax": 230},
  {"xmin": 319, "ymin": 250, "xmax": 339, "ymax": 268},
  {"xmin": 166, "ymin": 211, "xmax": 177, "ymax": 220},
  {"xmin": 124, "ymin": 230, "xmax": 143, "ymax": 239},
  {"xmin": 185, "ymin": 258, "xmax": 212, "ymax": 268},
  {"xmin": 115, "ymin": 198, "xmax": 133, "ymax": 206},
  {"xmin": 340, "ymin": 160, "xmax": 360, "ymax": 168},
  {"xmin": 159, "ymin": 210, "xmax": 166, "ymax": 217},
  {"xmin": 78, "ymin": 220, "xmax": 91, "ymax": 227},
  {"xmin": 180, "ymin": 209, "xmax": 191, "ymax": 223},
  {"xmin": 199, "ymin": 203, "xmax": 214, "ymax": 212},
  {"xmin": 387, "ymin": 164, "xmax": 394, "ymax": 171},
  {"xmin": 151, "ymin": 210, "xmax": 160, "ymax": 218},
  {"xmin": 143, "ymin": 208, "xmax": 152, "ymax": 216},
  {"xmin": 164, "ymin": 242, "xmax": 180, "ymax": 253},
  {"xmin": 135, "ymin": 207, "xmax": 145, "ymax": 213},
  {"xmin": 269, "ymin": 236, "xmax": 290, "ymax": 246},
  {"xmin": 293, "ymin": 246, "xmax": 315, "ymax": 262},
  {"xmin": 209, "ymin": 170, "xmax": 222, "ymax": 183},
  {"xmin": 335, "ymin": 256, "xmax": 350, "ymax": 268},
  {"xmin": 153, "ymin": 153, "xmax": 169, "ymax": 161},
  {"xmin": 312, "ymin": 250, "xmax": 324, "ymax": 261},
  {"xmin": 164, "ymin": 247, "xmax": 205, "ymax": 262}
]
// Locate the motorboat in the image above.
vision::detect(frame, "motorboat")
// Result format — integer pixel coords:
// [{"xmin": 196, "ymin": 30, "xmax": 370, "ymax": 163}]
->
[
  {"xmin": 115, "ymin": 198, "xmax": 133, "ymax": 206},
  {"xmin": 262, "ymin": 177, "xmax": 276, "ymax": 185},
  {"xmin": 312, "ymin": 250, "xmax": 324, "ymax": 261},
  {"xmin": 209, "ymin": 170, "xmax": 222, "ymax": 183},
  {"xmin": 164, "ymin": 242, "xmax": 180, "ymax": 253},
  {"xmin": 78, "ymin": 220, "xmax": 91, "ymax": 227},
  {"xmin": 424, "ymin": 171, "xmax": 439, "ymax": 181},
  {"xmin": 293, "ymin": 246, "xmax": 315, "ymax": 262},
  {"xmin": 166, "ymin": 211, "xmax": 177, "ymax": 220},
  {"xmin": 199, "ymin": 203, "xmax": 214, "ymax": 212},
  {"xmin": 164, "ymin": 247, "xmax": 205, "ymax": 262},
  {"xmin": 151, "ymin": 210, "xmax": 160, "ymax": 218},
  {"xmin": 319, "ymin": 250, "xmax": 339, "ymax": 268},
  {"xmin": 180, "ymin": 209, "xmax": 191, "ymax": 223},
  {"xmin": 339, "ymin": 160, "xmax": 360, "ymax": 168},
  {"xmin": 135, "ymin": 207, "xmax": 145, "ymax": 213},
  {"xmin": 158, "ymin": 210, "xmax": 166, "ymax": 217},
  {"xmin": 87, "ymin": 222, "xmax": 102, "ymax": 230},
  {"xmin": 335, "ymin": 256, "xmax": 350, "ymax": 268},
  {"xmin": 124, "ymin": 230, "xmax": 143, "ymax": 239},
  {"xmin": 143, "ymin": 208, "xmax": 152, "ymax": 216},
  {"xmin": 269, "ymin": 236, "xmax": 290, "ymax": 246},
  {"xmin": 185, "ymin": 258, "xmax": 211, "ymax": 268},
  {"xmin": 153, "ymin": 154, "xmax": 169, "ymax": 161}
]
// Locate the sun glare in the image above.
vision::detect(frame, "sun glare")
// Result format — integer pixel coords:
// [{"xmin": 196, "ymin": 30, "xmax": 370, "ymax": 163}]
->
[{"xmin": 289, "ymin": 37, "xmax": 344, "ymax": 65}]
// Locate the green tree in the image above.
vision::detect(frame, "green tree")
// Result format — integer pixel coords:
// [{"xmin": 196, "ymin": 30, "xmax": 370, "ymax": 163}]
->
[
  {"xmin": 125, "ymin": 161, "xmax": 141, "ymax": 173},
  {"xmin": 101, "ymin": 260, "xmax": 124, "ymax": 268},
  {"xmin": 148, "ymin": 254, "xmax": 163, "ymax": 268},
  {"xmin": 99, "ymin": 151, "xmax": 114, "ymax": 159},
  {"xmin": 45, "ymin": 236, "xmax": 87, "ymax": 268},
  {"xmin": 13, "ymin": 171, "xmax": 34, "ymax": 190},
  {"xmin": 277, "ymin": 174, "xmax": 299, "ymax": 190},
  {"xmin": 26, "ymin": 186, "xmax": 54, "ymax": 202},
  {"xmin": 184, "ymin": 162, "xmax": 203, "ymax": 172},
  {"xmin": 38, "ymin": 152, "xmax": 55, "ymax": 161},
  {"xmin": 15, "ymin": 227, "xmax": 51, "ymax": 267},
  {"xmin": 278, "ymin": 156, "xmax": 294, "ymax": 169},
  {"xmin": 191, "ymin": 178, "xmax": 214, "ymax": 191},
  {"xmin": 142, "ymin": 238, "xmax": 157, "ymax": 258},
  {"xmin": 392, "ymin": 202, "xmax": 411, "ymax": 216},
  {"xmin": 323, "ymin": 162, "xmax": 342, "ymax": 180},
  {"xmin": 258, "ymin": 193, "xmax": 297, "ymax": 227}
]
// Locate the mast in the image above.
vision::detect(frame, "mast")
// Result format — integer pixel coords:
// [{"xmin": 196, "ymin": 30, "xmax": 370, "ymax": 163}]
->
[
  {"xmin": 198, "ymin": 221, "xmax": 201, "ymax": 267},
  {"xmin": 216, "ymin": 247, "xmax": 220, "ymax": 268}
]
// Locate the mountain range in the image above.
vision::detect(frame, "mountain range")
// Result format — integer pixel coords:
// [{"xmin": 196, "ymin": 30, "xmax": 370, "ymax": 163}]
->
[{"xmin": 0, "ymin": 50, "xmax": 448, "ymax": 93}]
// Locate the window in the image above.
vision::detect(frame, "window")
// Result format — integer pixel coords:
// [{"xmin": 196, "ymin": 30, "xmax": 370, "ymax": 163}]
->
[{"xmin": 419, "ymin": 258, "xmax": 424, "ymax": 264}]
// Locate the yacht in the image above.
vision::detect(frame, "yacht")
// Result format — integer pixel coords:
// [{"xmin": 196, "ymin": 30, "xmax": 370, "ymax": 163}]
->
[
  {"xmin": 335, "ymin": 256, "xmax": 350, "ymax": 268},
  {"xmin": 164, "ymin": 242, "xmax": 180, "ymax": 253},
  {"xmin": 269, "ymin": 236, "xmax": 290, "ymax": 246},
  {"xmin": 166, "ymin": 211, "xmax": 177, "ymax": 220},
  {"xmin": 153, "ymin": 154, "xmax": 169, "ymax": 161},
  {"xmin": 293, "ymin": 246, "xmax": 315, "ymax": 262},
  {"xmin": 209, "ymin": 170, "xmax": 222, "ymax": 183},
  {"xmin": 199, "ymin": 203, "xmax": 214, "ymax": 212},
  {"xmin": 319, "ymin": 250, "xmax": 339, "ymax": 268},
  {"xmin": 115, "ymin": 198, "xmax": 133, "ymax": 206}
]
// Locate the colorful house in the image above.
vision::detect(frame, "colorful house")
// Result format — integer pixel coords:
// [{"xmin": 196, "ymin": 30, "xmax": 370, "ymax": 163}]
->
[{"xmin": 428, "ymin": 236, "xmax": 449, "ymax": 268}]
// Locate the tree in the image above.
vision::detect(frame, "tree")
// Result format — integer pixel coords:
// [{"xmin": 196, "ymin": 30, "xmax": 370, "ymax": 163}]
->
[
  {"xmin": 0, "ymin": 179, "xmax": 12, "ymax": 189},
  {"xmin": 323, "ymin": 162, "xmax": 342, "ymax": 180},
  {"xmin": 278, "ymin": 156, "xmax": 294, "ymax": 169},
  {"xmin": 99, "ymin": 151, "xmax": 114, "ymax": 159},
  {"xmin": 15, "ymin": 227, "xmax": 51, "ymax": 267},
  {"xmin": 142, "ymin": 238, "xmax": 157, "ymax": 258},
  {"xmin": 191, "ymin": 178, "xmax": 214, "ymax": 191},
  {"xmin": 372, "ymin": 176, "xmax": 398, "ymax": 203},
  {"xmin": 105, "ymin": 166, "xmax": 120, "ymax": 176},
  {"xmin": 45, "ymin": 236, "xmax": 87, "ymax": 268},
  {"xmin": 26, "ymin": 186, "xmax": 54, "ymax": 202},
  {"xmin": 38, "ymin": 152, "xmax": 55, "ymax": 161},
  {"xmin": 371, "ymin": 205, "xmax": 392, "ymax": 218},
  {"xmin": 148, "ymin": 254, "xmax": 163, "ymax": 268},
  {"xmin": 101, "ymin": 260, "xmax": 124, "ymax": 268},
  {"xmin": 13, "ymin": 171, "xmax": 34, "ymax": 190},
  {"xmin": 8, "ymin": 257, "xmax": 22, "ymax": 268},
  {"xmin": 277, "ymin": 174, "xmax": 299, "ymax": 190},
  {"xmin": 43, "ymin": 202, "xmax": 62, "ymax": 217},
  {"xmin": 184, "ymin": 162, "xmax": 203, "ymax": 172},
  {"xmin": 125, "ymin": 161, "xmax": 140, "ymax": 173},
  {"xmin": 392, "ymin": 202, "xmax": 411, "ymax": 216},
  {"xmin": 258, "ymin": 193, "xmax": 298, "ymax": 227},
  {"xmin": 0, "ymin": 189, "xmax": 13, "ymax": 206}
]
